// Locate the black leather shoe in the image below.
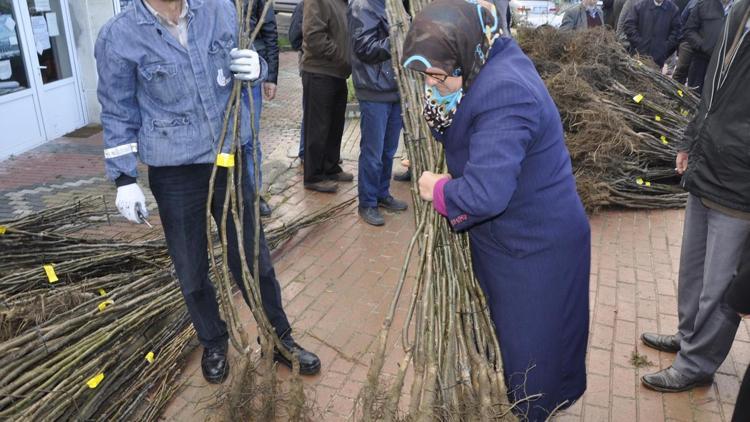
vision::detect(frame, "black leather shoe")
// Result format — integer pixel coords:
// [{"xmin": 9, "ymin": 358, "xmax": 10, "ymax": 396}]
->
[
  {"xmin": 393, "ymin": 169, "xmax": 411, "ymax": 182},
  {"xmin": 259, "ymin": 198, "xmax": 272, "ymax": 217},
  {"xmin": 378, "ymin": 195, "xmax": 408, "ymax": 211},
  {"xmin": 359, "ymin": 207, "xmax": 385, "ymax": 226},
  {"xmin": 326, "ymin": 171, "xmax": 354, "ymax": 182},
  {"xmin": 304, "ymin": 180, "xmax": 338, "ymax": 193},
  {"xmin": 641, "ymin": 367, "xmax": 713, "ymax": 392},
  {"xmin": 274, "ymin": 336, "xmax": 321, "ymax": 375},
  {"xmin": 202, "ymin": 344, "xmax": 229, "ymax": 384},
  {"xmin": 641, "ymin": 332, "xmax": 680, "ymax": 353}
]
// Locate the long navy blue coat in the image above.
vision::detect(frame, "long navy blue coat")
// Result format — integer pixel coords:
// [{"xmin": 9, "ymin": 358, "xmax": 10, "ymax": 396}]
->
[
  {"xmin": 433, "ymin": 37, "xmax": 590, "ymax": 420},
  {"xmin": 622, "ymin": 0, "xmax": 682, "ymax": 66}
]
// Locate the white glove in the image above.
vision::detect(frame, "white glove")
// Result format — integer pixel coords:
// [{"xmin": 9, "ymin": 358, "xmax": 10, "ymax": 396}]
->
[
  {"xmin": 116, "ymin": 183, "xmax": 148, "ymax": 224},
  {"xmin": 230, "ymin": 48, "xmax": 260, "ymax": 81}
]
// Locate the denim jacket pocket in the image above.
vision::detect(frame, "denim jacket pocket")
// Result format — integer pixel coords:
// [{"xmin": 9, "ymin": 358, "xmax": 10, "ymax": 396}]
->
[
  {"xmin": 138, "ymin": 63, "xmax": 187, "ymax": 106},
  {"xmin": 140, "ymin": 117, "xmax": 196, "ymax": 165}
]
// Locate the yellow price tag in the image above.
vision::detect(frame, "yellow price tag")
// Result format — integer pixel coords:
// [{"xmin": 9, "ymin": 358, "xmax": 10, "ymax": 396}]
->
[
  {"xmin": 145, "ymin": 351, "xmax": 155, "ymax": 364},
  {"xmin": 660, "ymin": 136, "xmax": 668, "ymax": 145},
  {"xmin": 681, "ymin": 109, "xmax": 689, "ymax": 116},
  {"xmin": 655, "ymin": 115, "xmax": 662, "ymax": 122},
  {"xmin": 633, "ymin": 94, "xmax": 644, "ymax": 104},
  {"xmin": 44, "ymin": 265, "xmax": 58, "ymax": 283},
  {"xmin": 677, "ymin": 89, "xmax": 684, "ymax": 97},
  {"xmin": 645, "ymin": 181, "xmax": 652, "ymax": 187},
  {"xmin": 636, "ymin": 178, "xmax": 644, "ymax": 185},
  {"xmin": 0, "ymin": 226, "xmax": 6, "ymax": 235},
  {"xmin": 87, "ymin": 373, "xmax": 105, "ymax": 389},
  {"xmin": 97, "ymin": 299, "xmax": 114, "ymax": 312},
  {"xmin": 215, "ymin": 153, "xmax": 235, "ymax": 168},
  {"xmin": 98, "ymin": 288, "xmax": 107, "ymax": 296}
]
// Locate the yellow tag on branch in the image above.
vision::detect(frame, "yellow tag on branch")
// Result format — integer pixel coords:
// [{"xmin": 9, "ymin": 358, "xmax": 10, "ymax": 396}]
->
[
  {"xmin": 98, "ymin": 288, "xmax": 107, "ymax": 296},
  {"xmin": 87, "ymin": 373, "xmax": 105, "ymax": 389},
  {"xmin": 645, "ymin": 181, "xmax": 652, "ymax": 187},
  {"xmin": 677, "ymin": 89, "xmax": 684, "ymax": 97},
  {"xmin": 216, "ymin": 153, "xmax": 235, "ymax": 168},
  {"xmin": 681, "ymin": 109, "xmax": 689, "ymax": 117},
  {"xmin": 0, "ymin": 226, "xmax": 6, "ymax": 235},
  {"xmin": 655, "ymin": 115, "xmax": 662, "ymax": 122},
  {"xmin": 145, "ymin": 351, "xmax": 155, "ymax": 364},
  {"xmin": 661, "ymin": 136, "xmax": 668, "ymax": 145},
  {"xmin": 44, "ymin": 265, "xmax": 58, "ymax": 283},
  {"xmin": 97, "ymin": 300, "xmax": 114, "ymax": 312},
  {"xmin": 633, "ymin": 94, "xmax": 644, "ymax": 104},
  {"xmin": 636, "ymin": 178, "xmax": 644, "ymax": 185}
]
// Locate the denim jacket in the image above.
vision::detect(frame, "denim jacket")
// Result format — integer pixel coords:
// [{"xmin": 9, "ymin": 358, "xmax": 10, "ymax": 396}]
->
[{"xmin": 95, "ymin": 0, "xmax": 267, "ymax": 182}]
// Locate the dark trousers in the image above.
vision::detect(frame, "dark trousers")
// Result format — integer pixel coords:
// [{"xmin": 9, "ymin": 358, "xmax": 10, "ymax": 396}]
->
[
  {"xmin": 357, "ymin": 100, "xmax": 402, "ymax": 207},
  {"xmin": 733, "ymin": 367, "xmax": 750, "ymax": 422},
  {"xmin": 302, "ymin": 71, "xmax": 347, "ymax": 183},
  {"xmin": 673, "ymin": 41, "xmax": 694, "ymax": 84},
  {"xmin": 687, "ymin": 56, "xmax": 709, "ymax": 94},
  {"xmin": 149, "ymin": 161, "xmax": 291, "ymax": 349}
]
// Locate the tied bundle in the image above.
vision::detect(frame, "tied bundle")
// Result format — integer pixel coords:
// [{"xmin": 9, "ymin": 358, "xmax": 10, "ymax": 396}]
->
[{"xmin": 516, "ymin": 27, "xmax": 698, "ymax": 212}]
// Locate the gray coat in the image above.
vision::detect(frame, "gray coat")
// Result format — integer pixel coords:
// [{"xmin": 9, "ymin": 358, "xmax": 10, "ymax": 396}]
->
[{"xmin": 560, "ymin": 4, "xmax": 605, "ymax": 30}]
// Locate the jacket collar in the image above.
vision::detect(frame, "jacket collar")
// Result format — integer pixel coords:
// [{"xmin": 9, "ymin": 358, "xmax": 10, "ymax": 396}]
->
[{"xmin": 135, "ymin": 0, "xmax": 204, "ymax": 25}]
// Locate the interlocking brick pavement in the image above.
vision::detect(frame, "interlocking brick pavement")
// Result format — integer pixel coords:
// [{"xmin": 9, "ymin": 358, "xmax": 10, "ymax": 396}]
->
[{"xmin": 0, "ymin": 51, "xmax": 748, "ymax": 421}]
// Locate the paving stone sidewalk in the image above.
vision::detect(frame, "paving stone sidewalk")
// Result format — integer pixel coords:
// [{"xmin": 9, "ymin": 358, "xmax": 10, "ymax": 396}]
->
[{"xmin": 1, "ymin": 51, "xmax": 748, "ymax": 421}]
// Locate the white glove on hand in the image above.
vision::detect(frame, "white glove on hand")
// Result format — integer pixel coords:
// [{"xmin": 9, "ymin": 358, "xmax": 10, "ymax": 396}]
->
[
  {"xmin": 116, "ymin": 183, "xmax": 148, "ymax": 224},
  {"xmin": 230, "ymin": 48, "xmax": 260, "ymax": 81}
]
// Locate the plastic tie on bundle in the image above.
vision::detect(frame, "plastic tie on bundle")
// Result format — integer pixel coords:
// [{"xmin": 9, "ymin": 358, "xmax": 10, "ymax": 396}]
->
[
  {"xmin": 655, "ymin": 115, "xmax": 662, "ymax": 122},
  {"xmin": 633, "ymin": 94, "xmax": 644, "ymax": 104},
  {"xmin": 636, "ymin": 178, "xmax": 651, "ymax": 187},
  {"xmin": 215, "ymin": 153, "xmax": 235, "ymax": 168},
  {"xmin": 145, "ymin": 351, "xmax": 155, "ymax": 364},
  {"xmin": 87, "ymin": 373, "xmax": 104, "ymax": 389},
  {"xmin": 677, "ymin": 89, "xmax": 684, "ymax": 98},
  {"xmin": 0, "ymin": 226, "xmax": 6, "ymax": 235},
  {"xmin": 660, "ymin": 135, "xmax": 668, "ymax": 145},
  {"xmin": 97, "ymin": 299, "xmax": 114, "ymax": 312},
  {"xmin": 44, "ymin": 265, "xmax": 58, "ymax": 283}
]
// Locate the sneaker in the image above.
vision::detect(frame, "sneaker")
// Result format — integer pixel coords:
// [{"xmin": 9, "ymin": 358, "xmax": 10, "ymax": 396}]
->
[
  {"xmin": 326, "ymin": 171, "xmax": 354, "ymax": 182},
  {"xmin": 304, "ymin": 180, "xmax": 338, "ymax": 193},
  {"xmin": 378, "ymin": 195, "xmax": 408, "ymax": 211},
  {"xmin": 259, "ymin": 198, "xmax": 272, "ymax": 217},
  {"xmin": 359, "ymin": 207, "xmax": 385, "ymax": 226}
]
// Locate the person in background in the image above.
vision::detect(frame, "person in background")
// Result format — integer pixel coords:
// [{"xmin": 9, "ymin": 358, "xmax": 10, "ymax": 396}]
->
[
  {"xmin": 640, "ymin": 0, "xmax": 750, "ymax": 392},
  {"xmin": 622, "ymin": 0, "xmax": 682, "ymax": 68},
  {"xmin": 673, "ymin": 0, "xmax": 700, "ymax": 83},
  {"xmin": 403, "ymin": 0, "xmax": 591, "ymax": 418},
  {"xmin": 301, "ymin": 0, "xmax": 352, "ymax": 193},
  {"xmin": 95, "ymin": 0, "xmax": 321, "ymax": 384},
  {"xmin": 682, "ymin": 0, "xmax": 734, "ymax": 92},
  {"xmin": 245, "ymin": 0, "xmax": 278, "ymax": 216},
  {"xmin": 348, "ymin": 0, "xmax": 409, "ymax": 226},
  {"xmin": 289, "ymin": 0, "xmax": 306, "ymax": 162},
  {"xmin": 560, "ymin": 0, "xmax": 605, "ymax": 30}
]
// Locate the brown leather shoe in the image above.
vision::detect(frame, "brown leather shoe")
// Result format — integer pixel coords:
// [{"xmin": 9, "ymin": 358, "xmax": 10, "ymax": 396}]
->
[{"xmin": 304, "ymin": 180, "xmax": 338, "ymax": 193}]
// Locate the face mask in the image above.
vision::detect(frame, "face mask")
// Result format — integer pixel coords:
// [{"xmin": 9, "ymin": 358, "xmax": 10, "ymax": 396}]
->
[{"xmin": 423, "ymin": 84, "xmax": 464, "ymax": 133}]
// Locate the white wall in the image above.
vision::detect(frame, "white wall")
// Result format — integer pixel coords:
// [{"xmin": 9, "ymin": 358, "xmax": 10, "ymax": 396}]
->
[{"xmin": 68, "ymin": 0, "xmax": 117, "ymax": 124}]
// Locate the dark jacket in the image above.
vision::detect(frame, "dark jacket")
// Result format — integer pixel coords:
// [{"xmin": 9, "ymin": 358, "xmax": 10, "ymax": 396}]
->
[
  {"xmin": 684, "ymin": 0, "xmax": 729, "ymax": 58},
  {"xmin": 680, "ymin": 0, "xmax": 750, "ymax": 212},
  {"xmin": 301, "ymin": 0, "xmax": 352, "ymax": 79},
  {"xmin": 560, "ymin": 4, "xmax": 605, "ymax": 30},
  {"xmin": 251, "ymin": 0, "xmax": 279, "ymax": 83},
  {"xmin": 622, "ymin": 0, "xmax": 682, "ymax": 66},
  {"xmin": 289, "ymin": 0, "xmax": 304, "ymax": 51},
  {"xmin": 347, "ymin": 0, "xmax": 399, "ymax": 102}
]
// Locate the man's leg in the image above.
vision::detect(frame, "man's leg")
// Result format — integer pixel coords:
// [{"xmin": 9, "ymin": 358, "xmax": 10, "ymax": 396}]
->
[
  {"xmin": 358, "ymin": 100, "xmax": 388, "ymax": 208},
  {"xmin": 672, "ymin": 206, "xmax": 750, "ymax": 379},
  {"xmin": 322, "ymin": 76, "xmax": 348, "ymax": 176},
  {"xmin": 377, "ymin": 102, "xmax": 403, "ymax": 200},
  {"xmin": 672, "ymin": 42, "xmax": 693, "ymax": 84},
  {"xmin": 676, "ymin": 195, "xmax": 710, "ymax": 344},
  {"xmin": 149, "ymin": 164, "xmax": 227, "ymax": 348},
  {"xmin": 303, "ymin": 72, "xmax": 338, "ymax": 184},
  {"xmin": 245, "ymin": 84, "xmax": 264, "ymax": 188}
]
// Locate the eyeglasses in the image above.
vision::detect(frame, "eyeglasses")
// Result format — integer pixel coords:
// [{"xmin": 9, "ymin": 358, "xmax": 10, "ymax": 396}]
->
[{"xmin": 424, "ymin": 72, "xmax": 449, "ymax": 82}]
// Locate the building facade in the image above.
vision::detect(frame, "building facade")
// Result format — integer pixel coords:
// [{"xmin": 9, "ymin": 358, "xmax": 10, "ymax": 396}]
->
[{"xmin": 0, "ymin": 0, "xmax": 131, "ymax": 159}]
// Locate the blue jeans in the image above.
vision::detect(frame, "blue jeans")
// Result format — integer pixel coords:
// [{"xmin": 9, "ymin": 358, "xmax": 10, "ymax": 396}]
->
[
  {"xmin": 243, "ymin": 85, "xmax": 263, "ymax": 187},
  {"xmin": 148, "ymin": 159, "xmax": 291, "ymax": 348},
  {"xmin": 357, "ymin": 101, "xmax": 402, "ymax": 207}
]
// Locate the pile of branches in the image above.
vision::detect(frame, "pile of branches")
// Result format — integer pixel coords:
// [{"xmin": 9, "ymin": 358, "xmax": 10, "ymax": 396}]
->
[
  {"xmin": 355, "ymin": 1, "xmax": 516, "ymax": 421},
  {"xmin": 516, "ymin": 27, "xmax": 699, "ymax": 211},
  {"xmin": 0, "ymin": 195, "xmax": 354, "ymax": 420}
]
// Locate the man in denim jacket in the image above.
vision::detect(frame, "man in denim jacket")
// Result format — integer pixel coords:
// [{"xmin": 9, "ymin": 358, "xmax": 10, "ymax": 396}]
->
[{"xmin": 95, "ymin": 0, "xmax": 321, "ymax": 384}]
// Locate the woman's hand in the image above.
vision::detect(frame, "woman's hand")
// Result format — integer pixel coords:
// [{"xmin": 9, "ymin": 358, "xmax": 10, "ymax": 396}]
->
[{"xmin": 419, "ymin": 171, "xmax": 452, "ymax": 201}]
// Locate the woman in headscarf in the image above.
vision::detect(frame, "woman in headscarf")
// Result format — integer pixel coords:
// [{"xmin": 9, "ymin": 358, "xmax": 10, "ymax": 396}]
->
[{"xmin": 402, "ymin": 0, "xmax": 591, "ymax": 419}]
